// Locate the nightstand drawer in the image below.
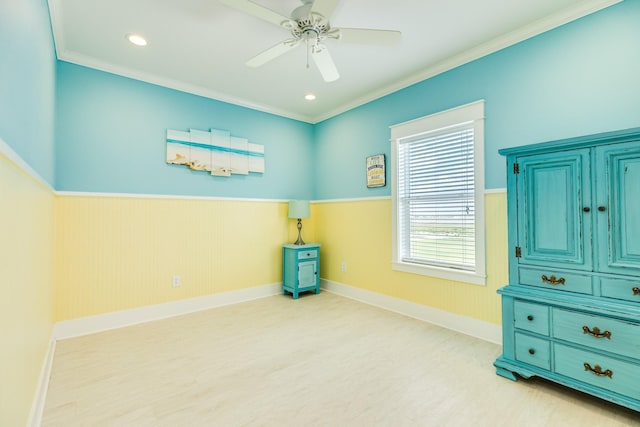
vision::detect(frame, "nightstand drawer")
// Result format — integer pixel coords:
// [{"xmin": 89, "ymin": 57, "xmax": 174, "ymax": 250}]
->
[
  {"xmin": 514, "ymin": 300, "xmax": 549, "ymax": 336},
  {"xmin": 600, "ymin": 277, "xmax": 640, "ymax": 304},
  {"xmin": 552, "ymin": 308, "xmax": 640, "ymax": 359},
  {"xmin": 519, "ymin": 267, "xmax": 592, "ymax": 294},
  {"xmin": 515, "ymin": 333, "xmax": 550, "ymax": 370},
  {"xmin": 554, "ymin": 343, "xmax": 640, "ymax": 400},
  {"xmin": 298, "ymin": 250, "xmax": 318, "ymax": 259}
]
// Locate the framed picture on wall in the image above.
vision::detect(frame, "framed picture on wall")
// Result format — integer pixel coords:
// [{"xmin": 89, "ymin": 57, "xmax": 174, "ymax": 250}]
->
[{"xmin": 366, "ymin": 154, "xmax": 386, "ymax": 188}]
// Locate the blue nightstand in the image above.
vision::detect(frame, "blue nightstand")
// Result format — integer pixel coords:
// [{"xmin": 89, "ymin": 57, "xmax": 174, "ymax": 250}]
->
[{"xmin": 282, "ymin": 243, "xmax": 320, "ymax": 299}]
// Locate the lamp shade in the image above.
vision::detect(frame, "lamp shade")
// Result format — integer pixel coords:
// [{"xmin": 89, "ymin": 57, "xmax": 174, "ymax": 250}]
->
[{"xmin": 288, "ymin": 200, "xmax": 310, "ymax": 219}]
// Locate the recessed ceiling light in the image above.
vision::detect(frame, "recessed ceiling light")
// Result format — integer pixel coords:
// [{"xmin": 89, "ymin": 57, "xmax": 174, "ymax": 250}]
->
[
  {"xmin": 304, "ymin": 93, "xmax": 316, "ymax": 101},
  {"xmin": 126, "ymin": 33, "xmax": 147, "ymax": 46}
]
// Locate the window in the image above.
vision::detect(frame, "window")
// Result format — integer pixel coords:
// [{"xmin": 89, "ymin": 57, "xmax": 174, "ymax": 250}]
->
[{"xmin": 390, "ymin": 101, "xmax": 485, "ymax": 285}]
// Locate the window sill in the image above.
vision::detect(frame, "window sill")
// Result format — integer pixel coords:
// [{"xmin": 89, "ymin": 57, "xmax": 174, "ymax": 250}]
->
[{"xmin": 392, "ymin": 261, "xmax": 486, "ymax": 286}]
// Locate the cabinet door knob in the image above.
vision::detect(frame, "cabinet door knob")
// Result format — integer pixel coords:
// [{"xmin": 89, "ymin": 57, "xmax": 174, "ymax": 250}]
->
[
  {"xmin": 528, "ymin": 348, "xmax": 535, "ymax": 355},
  {"xmin": 527, "ymin": 315, "xmax": 534, "ymax": 321},
  {"xmin": 598, "ymin": 206, "xmax": 606, "ymax": 212},
  {"xmin": 583, "ymin": 207, "xmax": 590, "ymax": 212}
]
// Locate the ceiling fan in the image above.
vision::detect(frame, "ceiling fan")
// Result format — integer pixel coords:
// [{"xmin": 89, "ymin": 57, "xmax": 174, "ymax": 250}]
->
[{"xmin": 219, "ymin": 0, "xmax": 401, "ymax": 82}]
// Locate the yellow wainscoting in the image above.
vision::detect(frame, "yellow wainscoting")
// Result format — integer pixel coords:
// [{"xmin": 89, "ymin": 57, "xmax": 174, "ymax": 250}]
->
[
  {"xmin": 314, "ymin": 193, "xmax": 507, "ymax": 325},
  {"xmin": 54, "ymin": 196, "xmax": 301, "ymax": 321},
  {"xmin": 0, "ymin": 153, "xmax": 55, "ymax": 427}
]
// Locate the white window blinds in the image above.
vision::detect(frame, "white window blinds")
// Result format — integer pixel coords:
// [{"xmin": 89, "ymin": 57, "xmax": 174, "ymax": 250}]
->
[
  {"xmin": 398, "ymin": 124, "xmax": 476, "ymax": 270},
  {"xmin": 391, "ymin": 100, "xmax": 485, "ymax": 285}
]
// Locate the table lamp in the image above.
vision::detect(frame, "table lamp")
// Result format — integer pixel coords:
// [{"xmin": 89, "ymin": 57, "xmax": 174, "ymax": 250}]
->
[{"xmin": 288, "ymin": 200, "xmax": 310, "ymax": 245}]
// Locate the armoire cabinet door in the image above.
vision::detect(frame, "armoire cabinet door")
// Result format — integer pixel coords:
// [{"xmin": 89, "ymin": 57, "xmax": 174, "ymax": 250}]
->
[
  {"xmin": 596, "ymin": 142, "xmax": 640, "ymax": 274},
  {"xmin": 516, "ymin": 149, "xmax": 592, "ymax": 271}
]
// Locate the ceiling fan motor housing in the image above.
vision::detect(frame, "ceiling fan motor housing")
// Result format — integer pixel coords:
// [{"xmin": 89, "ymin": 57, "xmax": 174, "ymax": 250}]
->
[{"xmin": 284, "ymin": 3, "xmax": 338, "ymax": 43}]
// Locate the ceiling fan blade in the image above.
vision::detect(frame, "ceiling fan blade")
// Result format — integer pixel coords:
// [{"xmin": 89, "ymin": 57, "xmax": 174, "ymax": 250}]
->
[
  {"xmin": 310, "ymin": 0, "xmax": 340, "ymax": 20},
  {"xmin": 337, "ymin": 28, "xmax": 402, "ymax": 45},
  {"xmin": 219, "ymin": 0, "xmax": 291, "ymax": 27},
  {"xmin": 311, "ymin": 45, "xmax": 339, "ymax": 82},
  {"xmin": 246, "ymin": 39, "xmax": 301, "ymax": 68}
]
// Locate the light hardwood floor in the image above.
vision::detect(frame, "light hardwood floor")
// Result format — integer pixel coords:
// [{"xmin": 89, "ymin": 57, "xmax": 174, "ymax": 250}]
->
[{"xmin": 42, "ymin": 292, "xmax": 639, "ymax": 426}]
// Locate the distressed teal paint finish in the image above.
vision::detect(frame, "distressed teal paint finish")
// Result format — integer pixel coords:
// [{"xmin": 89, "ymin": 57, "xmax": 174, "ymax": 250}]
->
[
  {"xmin": 554, "ymin": 344, "xmax": 640, "ymax": 401},
  {"xmin": 517, "ymin": 150, "xmax": 591, "ymax": 270},
  {"xmin": 597, "ymin": 142, "xmax": 640, "ymax": 274},
  {"xmin": 495, "ymin": 127, "xmax": 640, "ymax": 413},
  {"xmin": 514, "ymin": 333, "xmax": 550, "ymax": 370}
]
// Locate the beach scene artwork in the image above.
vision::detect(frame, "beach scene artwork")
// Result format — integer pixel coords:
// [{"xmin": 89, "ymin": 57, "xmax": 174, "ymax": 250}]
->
[{"xmin": 166, "ymin": 128, "xmax": 265, "ymax": 177}]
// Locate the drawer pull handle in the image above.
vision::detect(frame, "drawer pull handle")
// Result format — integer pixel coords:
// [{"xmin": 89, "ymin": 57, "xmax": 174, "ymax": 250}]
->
[
  {"xmin": 582, "ymin": 325, "xmax": 611, "ymax": 339},
  {"xmin": 541, "ymin": 274, "xmax": 565, "ymax": 286},
  {"xmin": 528, "ymin": 348, "xmax": 535, "ymax": 355},
  {"xmin": 633, "ymin": 287, "xmax": 640, "ymax": 296},
  {"xmin": 584, "ymin": 363, "xmax": 613, "ymax": 379},
  {"xmin": 527, "ymin": 315, "xmax": 534, "ymax": 321}
]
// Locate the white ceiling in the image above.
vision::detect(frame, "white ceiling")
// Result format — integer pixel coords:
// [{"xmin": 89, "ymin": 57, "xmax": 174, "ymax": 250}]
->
[{"xmin": 48, "ymin": 0, "xmax": 619, "ymax": 123}]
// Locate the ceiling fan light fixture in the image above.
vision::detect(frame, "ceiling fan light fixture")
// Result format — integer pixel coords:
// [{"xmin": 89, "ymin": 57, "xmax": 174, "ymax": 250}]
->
[{"xmin": 126, "ymin": 33, "xmax": 147, "ymax": 46}]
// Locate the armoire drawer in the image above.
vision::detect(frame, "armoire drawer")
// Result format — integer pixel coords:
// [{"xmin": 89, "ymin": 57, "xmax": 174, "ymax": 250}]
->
[
  {"xmin": 515, "ymin": 333, "xmax": 550, "ymax": 370},
  {"xmin": 600, "ymin": 277, "xmax": 640, "ymax": 304},
  {"xmin": 514, "ymin": 300, "xmax": 549, "ymax": 335},
  {"xmin": 554, "ymin": 343, "xmax": 640, "ymax": 400},
  {"xmin": 519, "ymin": 267, "xmax": 592, "ymax": 295},
  {"xmin": 552, "ymin": 308, "xmax": 640, "ymax": 359}
]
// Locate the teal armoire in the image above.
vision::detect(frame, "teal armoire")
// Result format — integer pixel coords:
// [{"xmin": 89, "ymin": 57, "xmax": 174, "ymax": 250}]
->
[{"xmin": 494, "ymin": 127, "xmax": 640, "ymax": 412}]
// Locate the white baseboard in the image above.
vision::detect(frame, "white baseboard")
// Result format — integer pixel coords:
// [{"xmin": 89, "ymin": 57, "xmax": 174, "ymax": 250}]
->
[
  {"xmin": 53, "ymin": 283, "xmax": 282, "ymax": 340},
  {"xmin": 321, "ymin": 279, "xmax": 502, "ymax": 345},
  {"xmin": 27, "ymin": 338, "xmax": 56, "ymax": 427}
]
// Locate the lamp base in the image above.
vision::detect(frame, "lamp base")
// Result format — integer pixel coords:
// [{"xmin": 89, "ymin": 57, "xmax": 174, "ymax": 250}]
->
[{"xmin": 293, "ymin": 218, "xmax": 305, "ymax": 245}]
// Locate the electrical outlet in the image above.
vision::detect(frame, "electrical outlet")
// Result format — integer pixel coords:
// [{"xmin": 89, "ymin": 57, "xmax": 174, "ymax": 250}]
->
[
  {"xmin": 341, "ymin": 262, "xmax": 347, "ymax": 272},
  {"xmin": 172, "ymin": 275, "xmax": 181, "ymax": 287}
]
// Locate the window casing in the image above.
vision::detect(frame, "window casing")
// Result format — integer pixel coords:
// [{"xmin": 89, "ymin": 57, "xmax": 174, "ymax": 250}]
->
[{"xmin": 390, "ymin": 101, "xmax": 485, "ymax": 285}]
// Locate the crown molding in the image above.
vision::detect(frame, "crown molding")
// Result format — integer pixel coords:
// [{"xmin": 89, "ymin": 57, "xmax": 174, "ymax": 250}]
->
[
  {"xmin": 56, "ymin": 50, "xmax": 315, "ymax": 123},
  {"xmin": 48, "ymin": 0, "xmax": 620, "ymax": 124},
  {"xmin": 313, "ymin": 0, "xmax": 622, "ymax": 123}
]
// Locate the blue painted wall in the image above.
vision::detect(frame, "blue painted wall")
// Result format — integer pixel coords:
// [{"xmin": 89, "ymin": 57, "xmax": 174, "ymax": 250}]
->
[
  {"xmin": 55, "ymin": 62, "xmax": 315, "ymax": 199},
  {"xmin": 14, "ymin": 0, "xmax": 637, "ymax": 200},
  {"xmin": 0, "ymin": 0, "xmax": 56, "ymax": 184},
  {"xmin": 313, "ymin": 0, "xmax": 640, "ymax": 199}
]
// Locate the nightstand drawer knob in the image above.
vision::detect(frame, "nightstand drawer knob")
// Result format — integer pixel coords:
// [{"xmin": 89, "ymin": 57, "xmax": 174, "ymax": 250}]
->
[
  {"xmin": 633, "ymin": 286, "xmax": 640, "ymax": 296},
  {"xmin": 583, "ymin": 207, "xmax": 590, "ymax": 212},
  {"xmin": 527, "ymin": 315, "xmax": 534, "ymax": 321},
  {"xmin": 598, "ymin": 206, "xmax": 606, "ymax": 212},
  {"xmin": 528, "ymin": 348, "xmax": 535, "ymax": 355},
  {"xmin": 582, "ymin": 325, "xmax": 612, "ymax": 339}
]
